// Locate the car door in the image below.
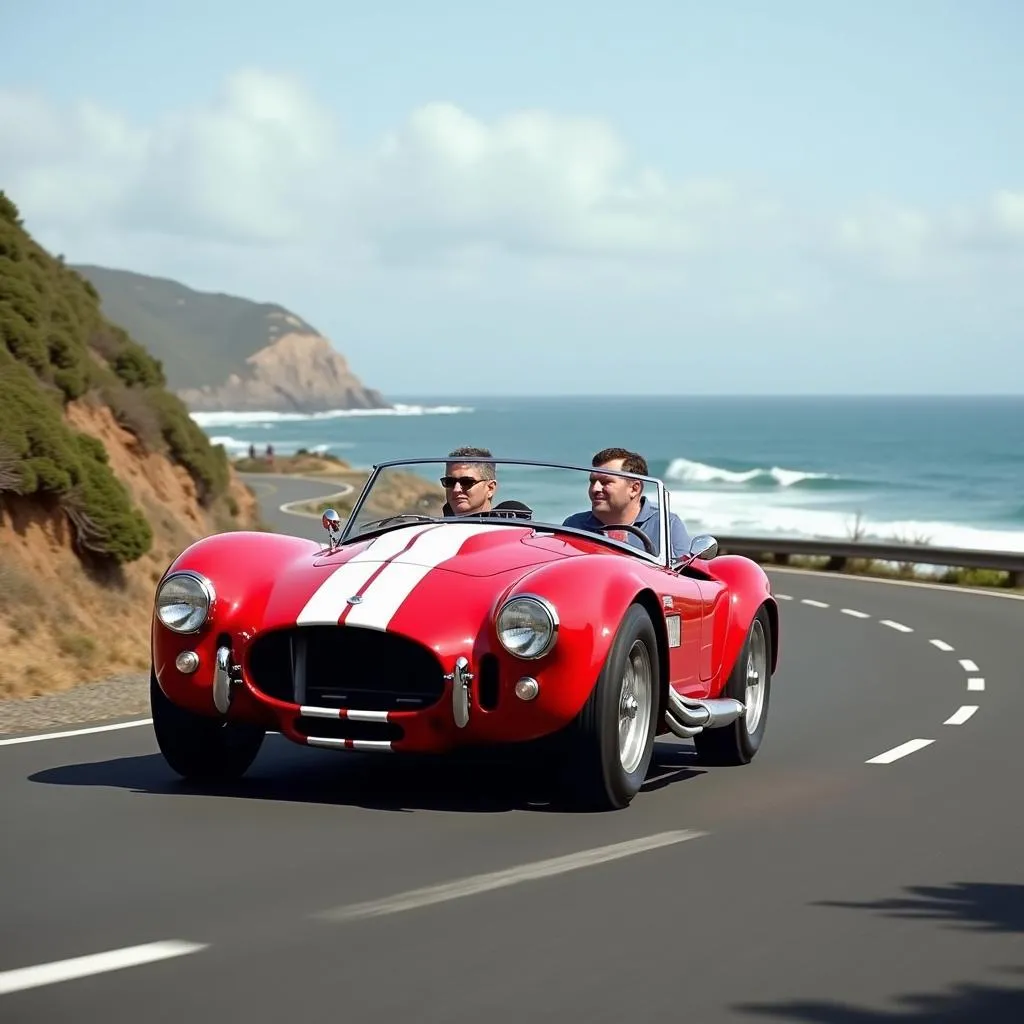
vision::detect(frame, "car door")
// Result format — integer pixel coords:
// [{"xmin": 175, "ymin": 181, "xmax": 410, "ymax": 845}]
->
[{"xmin": 657, "ymin": 570, "xmax": 709, "ymax": 699}]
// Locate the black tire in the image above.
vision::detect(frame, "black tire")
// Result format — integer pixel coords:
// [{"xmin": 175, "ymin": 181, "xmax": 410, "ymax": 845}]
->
[
  {"xmin": 693, "ymin": 605, "xmax": 772, "ymax": 765},
  {"xmin": 150, "ymin": 668, "xmax": 266, "ymax": 782},
  {"xmin": 559, "ymin": 603, "xmax": 660, "ymax": 810}
]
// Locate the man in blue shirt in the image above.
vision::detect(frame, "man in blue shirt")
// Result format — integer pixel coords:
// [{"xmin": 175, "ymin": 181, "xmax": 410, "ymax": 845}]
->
[{"xmin": 562, "ymin": 447, "xmax": 690, "ymax": 561}]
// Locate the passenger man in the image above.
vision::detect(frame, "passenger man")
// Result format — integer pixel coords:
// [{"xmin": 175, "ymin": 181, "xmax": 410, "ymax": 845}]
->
[
  {"xmin": 562, "ymin": 447, "xmax": 690, "ymax": 560},
  {"xmin": 440, "ymin": 446, "xmax": 498, "ymax": 517}
]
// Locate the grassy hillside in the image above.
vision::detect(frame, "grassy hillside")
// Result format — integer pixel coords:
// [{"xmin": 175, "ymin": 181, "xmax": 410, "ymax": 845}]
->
[
  {"xmin": 71, "ymin": 263, "xmax": 320, "ymax": 392},
  {"xmin": 0, "ymin": 190, "xmax": 233, "ymax": 567}
]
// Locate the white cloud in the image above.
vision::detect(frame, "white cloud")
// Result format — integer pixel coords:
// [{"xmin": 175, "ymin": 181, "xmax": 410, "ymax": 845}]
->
[
  {"xmin": 0, "ymin": 70, "xmax": 786, "ymax": 265},
  {"xmin": 0, "ymin": 68, "xmax": 1020, "ymax": 316}
]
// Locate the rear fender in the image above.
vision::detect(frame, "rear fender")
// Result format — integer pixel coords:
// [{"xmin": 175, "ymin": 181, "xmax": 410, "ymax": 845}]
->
[{"xmin": 703, "ymin": 554, "xmax": 779, "ymax": 687}]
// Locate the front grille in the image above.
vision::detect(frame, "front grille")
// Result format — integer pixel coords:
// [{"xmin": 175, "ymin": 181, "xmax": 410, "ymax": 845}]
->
[{"xmin": 246, "ymin": 625, "xmax": 447, "ymax": 712}]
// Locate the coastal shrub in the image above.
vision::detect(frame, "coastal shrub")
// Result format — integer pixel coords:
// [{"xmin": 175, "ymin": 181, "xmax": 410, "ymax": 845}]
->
[
  {"xmin": 0, "ymin": 188, "xmax": 231, "ymax": 563},
  {"xmin": 0, "ymin": 358, "xmax": 153, "ymax": 563}
]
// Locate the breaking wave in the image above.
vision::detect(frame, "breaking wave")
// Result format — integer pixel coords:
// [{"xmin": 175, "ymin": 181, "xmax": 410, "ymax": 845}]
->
[
  {"xmin": 665, "ymin": 458, "xmax": 856, "ymax": 491},
  {"xmin": 190, "ymin": 404, "xmax": 472, "ymax": 429}
]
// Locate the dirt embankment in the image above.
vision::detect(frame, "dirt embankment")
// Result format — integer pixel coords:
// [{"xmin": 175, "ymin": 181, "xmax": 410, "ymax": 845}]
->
[{"xmin": 0, "ymin": 400, "xmax": 260, "ymax": 703}]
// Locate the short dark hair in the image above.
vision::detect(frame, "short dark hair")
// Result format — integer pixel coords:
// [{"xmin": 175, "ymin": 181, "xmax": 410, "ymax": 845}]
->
[
  {"xmin": 447, "ymin": 446, "xmax": 495, "ymax": 480},
  {"xmin": 592, "ymin": 447, "xmax": 648, "ymax": 476}
]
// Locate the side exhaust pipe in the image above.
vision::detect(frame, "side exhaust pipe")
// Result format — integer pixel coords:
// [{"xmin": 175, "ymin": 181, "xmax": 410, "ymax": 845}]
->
[{"xmin": 664, "ymin": 688, "xmax": 745, "ymax": 739}]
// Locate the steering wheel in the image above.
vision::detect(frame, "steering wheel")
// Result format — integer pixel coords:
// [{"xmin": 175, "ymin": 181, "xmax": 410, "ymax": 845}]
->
[{"xmin": 596, "ymin": 523, "xmax": 655, "ymax": 554}]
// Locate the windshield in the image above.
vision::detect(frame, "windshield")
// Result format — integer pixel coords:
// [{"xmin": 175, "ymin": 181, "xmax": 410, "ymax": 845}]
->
[{"xmin": 337, "ymin": 457, "xmax": 674, "ymax": 564}]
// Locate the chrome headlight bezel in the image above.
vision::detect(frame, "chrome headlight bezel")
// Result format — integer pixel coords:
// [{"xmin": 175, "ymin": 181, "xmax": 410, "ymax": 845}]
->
[
  {"xmin": 155, "ymin": 571, "xmax": 215, "ymax": 635},
  {"xmin": 496, "ymin": 594, "xmax": 559, "ymax": 660}
]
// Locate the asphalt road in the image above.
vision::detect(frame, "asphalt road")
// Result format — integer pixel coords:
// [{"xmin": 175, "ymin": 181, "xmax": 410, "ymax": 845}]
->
[{"xmin": 3, "ymin": 484, "xmax": 1023, "ymax": 1022}]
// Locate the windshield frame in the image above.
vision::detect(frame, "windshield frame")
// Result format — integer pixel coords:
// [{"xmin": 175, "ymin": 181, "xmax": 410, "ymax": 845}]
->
[{"xmin": 337, "ymin": 456, "xmax": 674, "ymax": 568}]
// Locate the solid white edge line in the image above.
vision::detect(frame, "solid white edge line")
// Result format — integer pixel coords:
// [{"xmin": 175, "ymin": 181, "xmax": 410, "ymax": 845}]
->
[
  {"xmin": 967, "ymin": 678, "xmax": 985, "ymax": 691},
  {"xmin": 0, "ymin": 940, "xmax": 207, "ymax": 996},
  {"xmin": 0, "ymin": 718, "xmax": 153, "ymax": 747},
  {"xmin": 865, "ymin": 738, "xmax": 935, "ymax": 764},
  {"xmin": 764, "ymin": 565, "xmax": 1024, "ymax": 601},
  {"xmin": 315, "ymin": 830, "xmax": 708, "ymax": 922},
  {"xmin": 944, "ymin": 706, "xmax": 979, "ymax": 725},
  {"xmin": 929, "ymin": 639, "xmax": 955, "ymax": 651},
  {"xmin": 959, "ymin": 658, "xmax": 980, "ymax": 672}
]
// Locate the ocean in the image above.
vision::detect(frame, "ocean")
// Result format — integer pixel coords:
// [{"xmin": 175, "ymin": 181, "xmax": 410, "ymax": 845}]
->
[{"xmin": 192, "ymin": 395, "xmax": 1024, "ymax": 554}]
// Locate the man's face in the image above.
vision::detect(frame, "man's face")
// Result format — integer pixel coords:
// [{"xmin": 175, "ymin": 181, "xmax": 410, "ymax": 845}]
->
[
  {"xmin": 588, "ymin": 459, "xmax": 641, "ymax": 522},
  {"xmin": 442, "ymin": 463, "xmax": 495, "ymax": 515}
]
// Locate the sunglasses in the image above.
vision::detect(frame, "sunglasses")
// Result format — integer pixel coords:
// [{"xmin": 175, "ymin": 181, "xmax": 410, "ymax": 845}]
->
[{"xmin": 440, "ymin": 475, "xmax": 485, "ymax": 489}]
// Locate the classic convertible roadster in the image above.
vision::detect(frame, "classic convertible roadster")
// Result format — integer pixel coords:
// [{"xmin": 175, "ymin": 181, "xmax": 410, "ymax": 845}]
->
[{"xmin": 150, "ymin": 457, "xmax": 780, "ymax": 809}]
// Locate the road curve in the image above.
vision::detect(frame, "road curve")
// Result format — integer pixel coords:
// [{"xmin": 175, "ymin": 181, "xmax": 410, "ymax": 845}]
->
[{"xmin": 2, "ymin": 488, "xmax": 1022, "ymax": 1022}]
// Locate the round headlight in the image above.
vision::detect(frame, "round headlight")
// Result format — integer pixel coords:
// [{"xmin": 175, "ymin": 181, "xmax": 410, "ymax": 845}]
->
[
  {"xmin": 496, "ymin": 595, "xmax": 558, "ymax": 660},
  {"xmin": 156, "ymin": 572, "xmax": 214, "ymax": 634}
]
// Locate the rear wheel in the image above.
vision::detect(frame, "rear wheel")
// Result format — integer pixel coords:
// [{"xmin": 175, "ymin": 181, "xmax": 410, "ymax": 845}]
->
[
  {"xmin": 560, "ymin": 603, "xmax": 659, "ymax": 810},
  {"xmin": 150, "ymin": 668, "xmax": 265, "ymax": 782},
  {"xmin": 693, "ymin": 605, "xmax": 771, "ymax": 765}
]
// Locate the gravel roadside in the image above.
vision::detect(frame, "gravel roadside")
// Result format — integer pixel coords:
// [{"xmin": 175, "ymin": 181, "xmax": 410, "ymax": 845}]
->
[{"xmin": 0, "ymin": 672, "xmax": 149, "ymax": 737}]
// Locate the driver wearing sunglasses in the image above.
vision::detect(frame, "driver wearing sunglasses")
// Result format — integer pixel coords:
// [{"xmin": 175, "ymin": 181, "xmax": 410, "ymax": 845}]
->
[{"xmin": 440, "ymin": 446, "xmax": 498, "ymax": 516}]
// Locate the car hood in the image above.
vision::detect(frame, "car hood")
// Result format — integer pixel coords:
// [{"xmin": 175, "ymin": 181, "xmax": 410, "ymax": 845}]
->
[{"xmin": 256, "ymin": 521, "xmax": 580, "ymax": 633}]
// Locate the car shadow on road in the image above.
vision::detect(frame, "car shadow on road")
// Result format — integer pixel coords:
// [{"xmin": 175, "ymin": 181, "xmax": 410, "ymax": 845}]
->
[
  {"xmin": 735, "ymin": 881, "xmax": 1024, "ymax": 1022},
  {"xmin": 27, "ymin": 736, "xmax": 705, "ymax": 814}
]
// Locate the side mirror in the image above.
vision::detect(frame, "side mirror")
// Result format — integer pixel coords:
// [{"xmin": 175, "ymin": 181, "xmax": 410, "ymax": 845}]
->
[
  {"xmin": 322, "ymin": 508, "xmax": 343, "ymax": 551},
  {"xmin": 673, "ymin": 533, "xmax": 718, "ymax": 570},
  {"xmin": 689, "ymin": 534, "xmax": 718, "ymax": 561}
]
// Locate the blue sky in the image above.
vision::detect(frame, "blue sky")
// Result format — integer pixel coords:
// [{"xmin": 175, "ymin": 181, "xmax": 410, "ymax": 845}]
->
[{"xmin": 2, "ymin": 1, "xmax": 1022, "ymax": 395}]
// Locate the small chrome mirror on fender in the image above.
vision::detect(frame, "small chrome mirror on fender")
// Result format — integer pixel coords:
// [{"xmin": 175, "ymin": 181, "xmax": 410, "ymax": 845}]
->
[
  {"xmin": 322, "ymin": 508, "xmax": 343, "ymax": 551},
  {"xmin": 688, "ymin": 534, "xmax": 718, "ymax": 561},
  {"xmin": 673, "ymin": 533, "xmax": 718, "ymax": 570}
]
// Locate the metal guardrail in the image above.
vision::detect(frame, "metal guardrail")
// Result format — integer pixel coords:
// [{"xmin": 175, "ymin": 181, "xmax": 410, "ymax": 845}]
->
[{"xmin": 714, "ymin": 535, "xmax": 1024, "ymax": 589}]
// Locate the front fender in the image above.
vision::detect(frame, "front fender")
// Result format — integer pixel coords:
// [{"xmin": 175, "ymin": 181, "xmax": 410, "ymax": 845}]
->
[
  {"xmin": 704, "ymin": 554, "xmax": 779, "ymax": 685},
  {"xmin": 493, "ymin": 555, "xmax": 661, "ymax": 724},
  {"xmin": 152, "ymin": 530, "xmax": 321, "ymax": 717}
]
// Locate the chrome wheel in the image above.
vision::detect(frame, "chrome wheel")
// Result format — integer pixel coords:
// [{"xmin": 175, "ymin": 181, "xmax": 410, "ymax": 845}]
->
[
  {"xmin": 618, "ymin": 639, "xmax": 653, "ymax": 774},
  {"xmin": 743, "ymin": 617, "xmax": 768, "ymax": 735}
]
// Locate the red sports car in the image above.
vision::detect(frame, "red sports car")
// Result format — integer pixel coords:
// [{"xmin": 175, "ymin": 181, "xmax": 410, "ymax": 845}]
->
[{"xmin": 150, "ymin": 457, "xmax": 780, "ymax": 810}]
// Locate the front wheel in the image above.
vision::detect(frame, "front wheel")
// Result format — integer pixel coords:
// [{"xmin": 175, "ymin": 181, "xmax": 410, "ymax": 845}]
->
[
  {"xmin": 150, "ymin": 668, "xmax": 266, "ymax": 782},
  {"xmin": 559, "ymin": 603, "xmax": 659, "ymax": 810},
  {"xmin": 693, "ymin": 605, "xmax": 772, "ymax": 765}
]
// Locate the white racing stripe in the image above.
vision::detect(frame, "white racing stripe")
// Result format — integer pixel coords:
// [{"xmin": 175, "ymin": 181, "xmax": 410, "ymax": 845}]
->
[
  {"xmin": 315, "ymin": 829, "xmax": 707, "ymax": 922},
  {"xmin": 0, "ymin": 940, "xmax": 207, "ymax": 996},
  {"xmin": 297, "ymin": 524, "xmax": 438, "ymax": 625},
  {"xmin": 343, "ymin": 523, "xmax": 509, "ymax": 630}
]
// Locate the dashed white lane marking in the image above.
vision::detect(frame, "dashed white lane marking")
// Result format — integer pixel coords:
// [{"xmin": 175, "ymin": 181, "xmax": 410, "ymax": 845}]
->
[
  {"xmin": 0, "ymin": 718, "xmax": 153, "ymax": 747},
  {"xmin": 775, "ymin": 593, "xmax": 793, "ymax": 600},
  {"xmin": 959, "ymin": 658, "xmax": 980, "ymax": 672},
  {"xmin": 865, "ymin": 739, "xmax": 935, "ymax": 764},
  {"xmin": 930, "ymin": 639, "xmax": 955, "ymax": 651},
  {"xmin": 315, "ymin": 830, "xmax": 707, "ymax": 923},
  {"xmin": 944, "ymin": 705, "xmax": 979, "ymax": 725},
  {"xmin": 801, "ymin": 598, "xmax": 829, "ymax": 608},
  {"xmin": 968, "ymin": 678, "xmax": 985, "ymax": 692},
  {"xmin": 0, "ymin": 940, "xmax": 207, "ymax": 996},
  {"xmin": 880, "ymin": 619, "xmax": 914, "ymax": 633},
  {"xmin": 841, "ymin": 608, "xmax": 870, "ymax": 618}
]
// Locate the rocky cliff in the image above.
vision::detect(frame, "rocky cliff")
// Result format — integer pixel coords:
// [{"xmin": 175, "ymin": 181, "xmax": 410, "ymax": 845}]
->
[
  {"xmin": 72, "ymin": 264, "xmax": 389, "ymax": 413},
  {"xmin": 0, "ymin": 192, "xmax": 263, "ymax": 700},
  {"xmin": 177, "ymin": 329, "xmax": 388, "ymax": 413}
]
